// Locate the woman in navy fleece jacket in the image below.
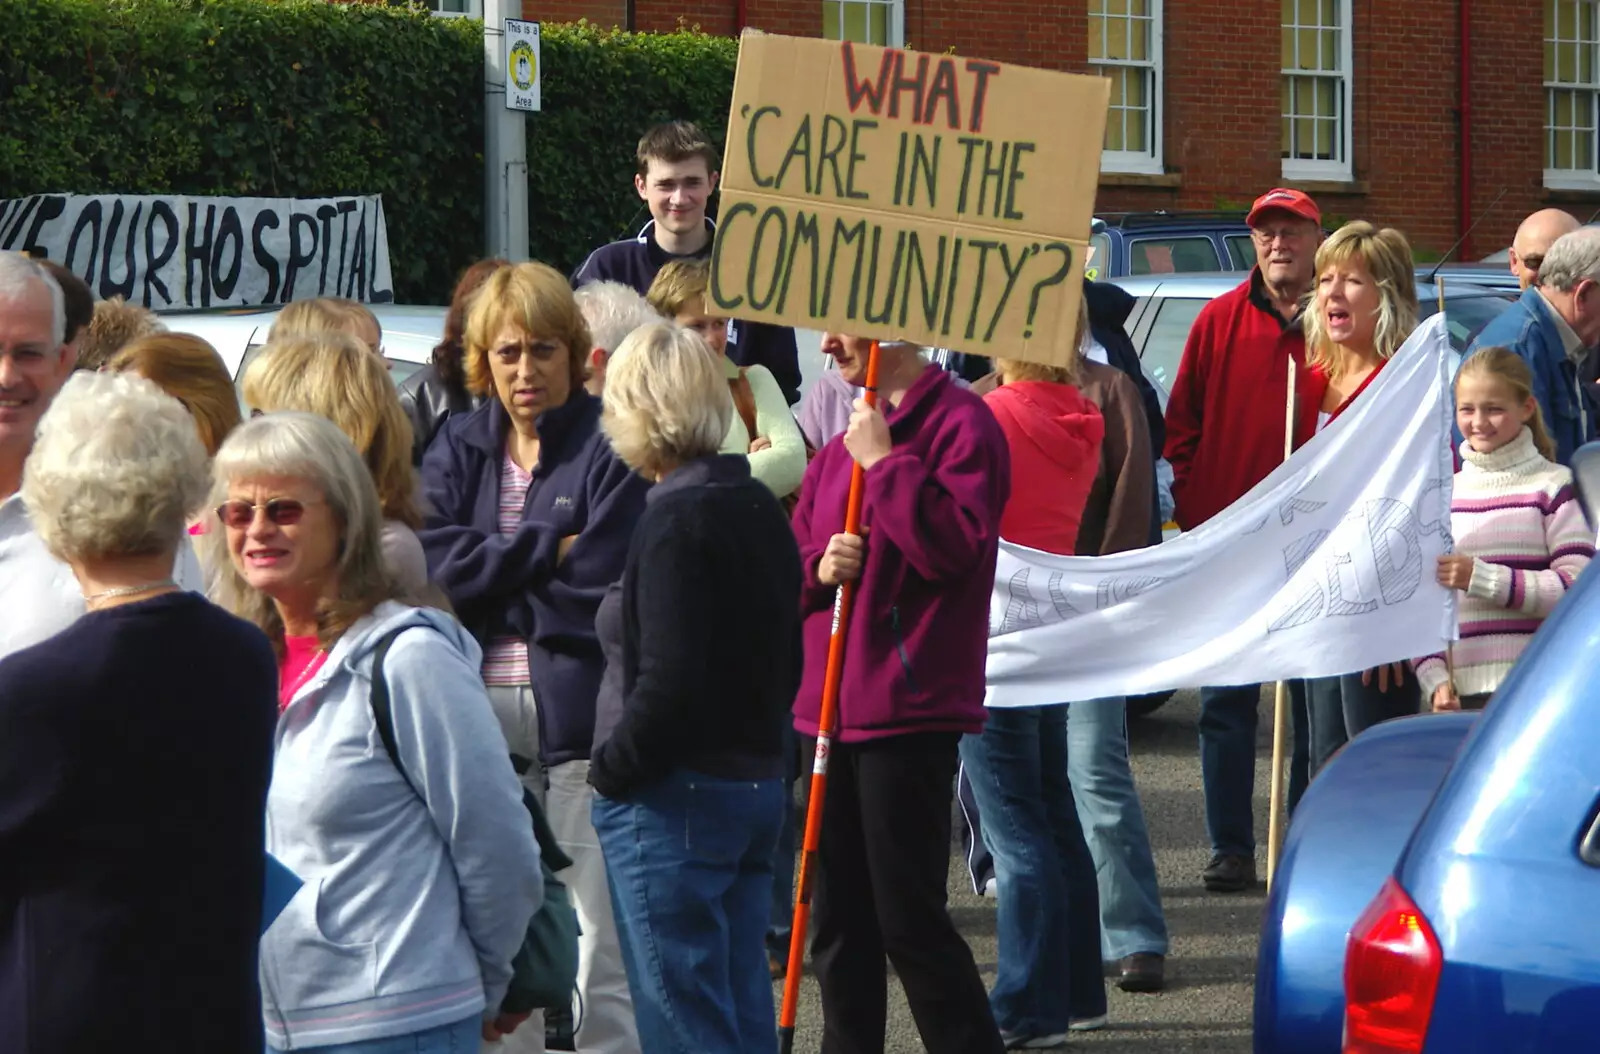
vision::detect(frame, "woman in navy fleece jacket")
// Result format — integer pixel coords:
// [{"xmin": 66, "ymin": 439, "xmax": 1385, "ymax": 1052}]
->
[{"xmin": 419, "ymin": 261, "xmax": 651, "ymax": 1053}]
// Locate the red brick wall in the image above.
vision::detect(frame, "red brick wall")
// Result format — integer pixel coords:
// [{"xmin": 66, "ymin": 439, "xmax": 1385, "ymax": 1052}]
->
[
  {"xmin": 743, "ymin": 0, "xmax": 823, "ymax": 39},
  {"xmin": 1465, "ymin": 0, "xmax": 1547, "ymax": 260},
  {"xmin": 634, "ymin": 2, "xmax": 735, "ymax": 34},
  {"xmin": 521, "ymin": 0, "xmax": 627, "ymax": 28},
  {"xmin": 607, "ymin": 0, "xmax": 1595, "ymax": 259}
]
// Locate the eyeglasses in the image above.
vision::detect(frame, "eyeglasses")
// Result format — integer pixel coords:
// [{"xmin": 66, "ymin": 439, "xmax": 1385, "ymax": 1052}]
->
[
  {"xmin": 1520, "ymin": 253, "xmax": 1545, "ymax": 273},
  {"xmin": 215, "ymin": 498, "xmax": 321, "ymax": 529},
  {"xmin": 1252, "ymin": 227, "xmax": 1313, "ymax": 246}
]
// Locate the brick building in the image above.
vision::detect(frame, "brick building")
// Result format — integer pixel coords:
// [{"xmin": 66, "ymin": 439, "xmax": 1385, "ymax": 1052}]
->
[{"xmin": 433, "ymin": 0, "xmax": 1600, "ymax": 260}]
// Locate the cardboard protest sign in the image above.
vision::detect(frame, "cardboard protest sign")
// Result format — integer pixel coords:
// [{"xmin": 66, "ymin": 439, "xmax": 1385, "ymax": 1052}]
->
[{"xmin": 712, "ymin": 33, "xmax": 1108, "ymax": 367}]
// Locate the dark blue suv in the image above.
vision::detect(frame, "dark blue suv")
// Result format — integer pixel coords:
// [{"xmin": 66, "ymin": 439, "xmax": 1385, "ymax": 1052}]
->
[{"xmin": 1087, "ymin": 212, "xmax": 1257, "ymax": 281}]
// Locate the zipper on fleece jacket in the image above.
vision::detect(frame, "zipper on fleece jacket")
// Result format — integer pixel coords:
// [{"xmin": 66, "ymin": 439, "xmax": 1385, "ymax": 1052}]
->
[{"xmin": 890, "ymin": 606, "xmax": 922, "ymax": 693}]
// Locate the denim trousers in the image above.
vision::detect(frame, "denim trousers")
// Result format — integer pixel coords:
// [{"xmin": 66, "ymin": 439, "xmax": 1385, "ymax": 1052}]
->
[
  {"xmin": 957, "ymin": 700, "xmax": 1168, "ymax": 961},
  {"xmin": 1063, "ymin": 697, "xmax": 1168, "ymax": 961},
  {"xmin": 302, "ymin": 1016, "xmax": 480, "ymax": 1053},
  {"xmin": 1305, "ymin": 672, "xmax": 1422, "ymax": 776},
  {"xmin": 591, "ymin": 767, "xmax": 784, "ymax": 1054},
  {"xmin": 1198, "ymin": 684, "xmax": 1261, "ymax": 857},
  {"xmin": 767, "ymin": 724, "xmax": 800, "ymax": 960},
  {"xmin": 959, "ymin": 708, "xmax": 1107, "ymax": 1036}
]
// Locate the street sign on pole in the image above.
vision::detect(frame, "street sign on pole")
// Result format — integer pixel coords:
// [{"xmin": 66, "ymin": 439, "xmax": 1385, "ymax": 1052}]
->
[{"xmin": 505, "ymin": 19, "xmax": 540, "ymax": 112}]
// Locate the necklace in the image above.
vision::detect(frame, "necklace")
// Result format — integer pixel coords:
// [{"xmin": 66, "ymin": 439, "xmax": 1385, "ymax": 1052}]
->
[{"xmin": 82, "ymin": 579, "xmax": 178, "ymax": 606}]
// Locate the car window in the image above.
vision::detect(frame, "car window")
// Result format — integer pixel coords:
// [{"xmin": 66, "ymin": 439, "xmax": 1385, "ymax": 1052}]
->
[
  {"xmin": 1226, "ymin": 234, "xmax": 1256, "ymax": 270},
  {"xmin": 1128, "ymin": 237, "xmax": 1225, "ymax": 276},
  {"xmin": 387, "ymin": 358, "xmax": 426, "ymax": 389},
  {"xmin": 1138, "ymin": 296, "xmax": 1209, "ymax": 393},
  {"xmin": 1088, "ymin": 232, "xmax": 1112, "ymax": 280},
  {"xmin": 1419, "ymin": 294, "xmax": 1516, "ymax": 353}
]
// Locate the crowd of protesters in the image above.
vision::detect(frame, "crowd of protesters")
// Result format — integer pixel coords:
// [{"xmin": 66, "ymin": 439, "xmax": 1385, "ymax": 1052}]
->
[{"xmin": 1, "ymin": 113, "xmax": 1597, "ymax": 1054}]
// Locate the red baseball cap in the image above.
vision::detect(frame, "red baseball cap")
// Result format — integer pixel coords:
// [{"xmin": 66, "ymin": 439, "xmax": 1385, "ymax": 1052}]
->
[{"xmin": 1247, "ymin": 188, "xmax": 1321, "ymax": 227}]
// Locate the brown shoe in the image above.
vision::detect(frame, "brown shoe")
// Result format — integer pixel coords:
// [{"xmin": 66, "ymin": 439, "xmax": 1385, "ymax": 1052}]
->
[
  {"xmin": 1118, "ymin": 952, "xmax": 1165, "ymax": 992},
  {"xmin": 768, "ymin": 950, "xmax": 786, "ymax": 980}
]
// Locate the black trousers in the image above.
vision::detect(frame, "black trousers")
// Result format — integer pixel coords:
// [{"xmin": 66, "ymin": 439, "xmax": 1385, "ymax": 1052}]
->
[{"xmin": 805, "ymin": 732, "xmax": 1005, "ymax": 1054}]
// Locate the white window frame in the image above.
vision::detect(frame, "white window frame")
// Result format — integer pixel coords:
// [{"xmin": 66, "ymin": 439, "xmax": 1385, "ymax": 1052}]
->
[
  {"xmin": 1280, "ymin": 0, "xmax": 1354, "ymax": 183},
  {"xmin": 822, "ymin": 0, "xmax": 904, "ymax": 48},
  {"xmin": 425, "ymin": 0, "xmax": 483, "ymax": 18},
  {"xmin": 1545, "ymin": 0, "xmax": 1600, "ymax": 189},
  {"xmin": 1091, "ymin": 0, "xmax": 1164, "ymax": 175}
]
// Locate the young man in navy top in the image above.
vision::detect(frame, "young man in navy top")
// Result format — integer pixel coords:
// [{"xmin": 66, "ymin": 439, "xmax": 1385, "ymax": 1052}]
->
[{"xmin": 572, "ymin": 120, "xmax": 803, "ymax": 404}]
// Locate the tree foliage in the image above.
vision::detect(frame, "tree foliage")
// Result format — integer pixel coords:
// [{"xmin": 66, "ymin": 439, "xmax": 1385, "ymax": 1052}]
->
[{"xmin": 0, "ymin": 1, "xmax": 739, "ymax": 300}]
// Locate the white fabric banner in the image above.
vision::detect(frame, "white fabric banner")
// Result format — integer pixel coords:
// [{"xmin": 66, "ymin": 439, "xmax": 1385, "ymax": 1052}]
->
[
  {"xmin": 985, "ymin": 314, "xmax": 1459, "ymax": 706},
  {"xmin": 0, "ymin": 193, "xmax": 393, "ymax": 309}
]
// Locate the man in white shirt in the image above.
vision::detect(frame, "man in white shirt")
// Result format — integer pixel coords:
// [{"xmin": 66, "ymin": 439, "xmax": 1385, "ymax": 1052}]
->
[{"xmin": 0, "ymin": 252, "xmax": 82, "ymax": 661}]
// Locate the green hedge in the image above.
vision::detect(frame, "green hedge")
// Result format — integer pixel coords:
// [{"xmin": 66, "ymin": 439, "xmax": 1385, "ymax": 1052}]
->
[
  {"xmin": 0, "ymin": 0, "xmax": 484, "ymax": 302},
  {"xmin": 528, "ymin": 23, "xmax": 738, "ymax": 272},
  {"xmin": 0, "ymin": 1, "xmax": 739, "ymax": 301}
]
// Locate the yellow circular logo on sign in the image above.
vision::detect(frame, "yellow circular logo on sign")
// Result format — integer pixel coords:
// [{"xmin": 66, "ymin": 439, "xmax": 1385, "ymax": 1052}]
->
[{"xmin": 511, "ymin": 41, "xmax": 536, "ymax": 92}]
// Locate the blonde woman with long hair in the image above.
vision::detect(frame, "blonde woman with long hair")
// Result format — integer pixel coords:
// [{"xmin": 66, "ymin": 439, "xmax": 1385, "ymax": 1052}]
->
[
  {"xmin": 241, "ymin": 331, "xmax": 428, "ymax": 596},
  {"xmin": 1302, "ymin": 221, "xmax": 1423, "ymax": 774}
]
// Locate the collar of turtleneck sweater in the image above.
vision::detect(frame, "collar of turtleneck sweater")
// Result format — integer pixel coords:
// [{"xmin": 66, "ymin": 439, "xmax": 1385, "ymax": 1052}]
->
[{"xmin": 1459, "ymin": 426, "xmax": 1543, "ymax": 478}]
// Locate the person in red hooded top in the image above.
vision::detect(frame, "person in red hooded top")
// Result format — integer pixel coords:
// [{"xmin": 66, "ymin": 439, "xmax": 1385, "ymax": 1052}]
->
[
  {"xmin": 963, "ymin": 305, "xmax": 1114, "ymax": 1046},
  {"xmin": 982, "ymin": 359, "xmax": 1104, "ymax": 551}
]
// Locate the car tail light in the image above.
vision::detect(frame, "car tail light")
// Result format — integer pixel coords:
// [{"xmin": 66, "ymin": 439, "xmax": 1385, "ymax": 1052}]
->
[{"xmin": 1343, "ymin": 877, "xmax": 1443, "ymax": 1053}]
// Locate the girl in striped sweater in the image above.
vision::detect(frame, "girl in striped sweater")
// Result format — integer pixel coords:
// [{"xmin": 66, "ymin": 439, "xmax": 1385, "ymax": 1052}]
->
[{"xmin": 1417, "ymin": 347, "xmax": 1595, "ymax": 711}]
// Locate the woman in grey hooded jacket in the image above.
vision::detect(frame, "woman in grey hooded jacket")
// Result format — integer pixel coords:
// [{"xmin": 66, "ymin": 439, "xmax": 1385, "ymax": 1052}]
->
[{"xmin": 205, "ymin": 412, "xmax": 542, "ymax": 1052}]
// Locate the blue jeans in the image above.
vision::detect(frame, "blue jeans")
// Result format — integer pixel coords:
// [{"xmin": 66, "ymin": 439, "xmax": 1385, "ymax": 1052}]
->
[
  {"xmin": 1198, "ymin": 684, "xmax": 1260, "ymax": 857},
  {"xmin": 592, "ymin": 768, "xmax": 784, "ymax": 1054},
  {"xmin": 767, "ymin": 725, "xmax": 800, "ymax": 959},
  {"xmin": 960, "ymin": 707, "xmax": 1106, "ymax": 1036},
  {"xmin": 1065, "ymin": 697, "xmax": 1168, "ymax": 961},
  {"xmin": 289, "ymin": 1016, "xmax": 479, "ymax": 1052},
  {"xmin": 1305, "ymin": 672, "xmax": 1421, "ymax": 775}
]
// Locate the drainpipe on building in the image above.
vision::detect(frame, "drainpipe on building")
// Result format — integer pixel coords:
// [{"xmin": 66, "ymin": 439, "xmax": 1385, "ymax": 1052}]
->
[
  {"xmin": 626, "ymin": 0, "xmax": 636, "ymax": 31},
  {"xmin": 734, "ymin": 0, "xmax": 747, "ymax": 33},
  {"xmin": 1458, "ymin": 0, "xmax": 1473, "ymax": 260}
]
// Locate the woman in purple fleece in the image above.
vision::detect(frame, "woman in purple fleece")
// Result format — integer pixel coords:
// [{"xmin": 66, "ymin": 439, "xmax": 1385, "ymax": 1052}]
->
[{"xmin": 791, "ymin": 334, "xmax": 1011, "ymax": 1054}]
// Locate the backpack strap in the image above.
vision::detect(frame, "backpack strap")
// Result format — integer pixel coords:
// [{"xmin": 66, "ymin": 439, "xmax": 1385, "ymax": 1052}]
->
[{"xmin": 368, "ymin": 627, "xmax": 419, "ymax": 798}]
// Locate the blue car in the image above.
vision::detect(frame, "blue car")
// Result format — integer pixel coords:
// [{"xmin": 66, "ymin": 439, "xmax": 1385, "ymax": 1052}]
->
[
  {"xmin": 1254, "ymin": 444, "xmax": 1600, "ymax": 1052},
  {"xmin": 1087, "ymin": 212, "xmax": 1257, "ymax": 280}
]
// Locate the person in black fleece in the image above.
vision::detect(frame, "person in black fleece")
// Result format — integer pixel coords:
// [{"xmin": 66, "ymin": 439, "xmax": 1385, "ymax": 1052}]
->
[
  {"xmin": 590, "ymin": 321, "xmax": 801, "ymax": 1054},
  {"xmin": 0, "ymin": 371, "xmax": 276, "ymax": 1054},
  {"xmin": 570, "ymin": 120, "xmax": 803, "ymax": 404}
]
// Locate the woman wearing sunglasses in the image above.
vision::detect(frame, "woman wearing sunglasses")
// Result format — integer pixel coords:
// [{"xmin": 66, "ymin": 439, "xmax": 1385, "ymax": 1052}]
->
[
  {"xmin": 0, "ymin": 372, "xmax": 275, "ymax": 1053},
  {"xmin": 205, "ymin": 411, "xmax": 542, "ymax": 1052},
  {"xmin": 419, "ymin": 260, "xmax": 651, "ymax": 1054}
]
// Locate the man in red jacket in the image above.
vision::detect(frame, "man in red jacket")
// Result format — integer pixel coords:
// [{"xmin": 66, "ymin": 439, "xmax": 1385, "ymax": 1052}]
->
[{"xmin": 1163, "ymin": 188, "xmax": 1324, "ymax": 893}]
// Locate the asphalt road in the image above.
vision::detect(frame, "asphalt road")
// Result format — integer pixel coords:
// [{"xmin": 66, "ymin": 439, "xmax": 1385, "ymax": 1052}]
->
[{"xmin": 777, "ymin": 687, "xmax": 1273, "ymax": 1053}]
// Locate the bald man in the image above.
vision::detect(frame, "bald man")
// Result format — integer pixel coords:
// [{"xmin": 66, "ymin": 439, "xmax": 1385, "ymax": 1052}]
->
[{"xmin": 1511, "ymin": 208, "xmax": 1582, "ymax": 289}]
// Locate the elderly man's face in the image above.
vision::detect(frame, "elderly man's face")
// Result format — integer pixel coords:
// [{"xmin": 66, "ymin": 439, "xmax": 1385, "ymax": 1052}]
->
[
  {"xmin": 0, "ymin": 283, "xmax": 73, "ymax": 460},
  {"xmin": 1251, "ymin": 210, "xmax": 1320, "ymax": 293}
]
